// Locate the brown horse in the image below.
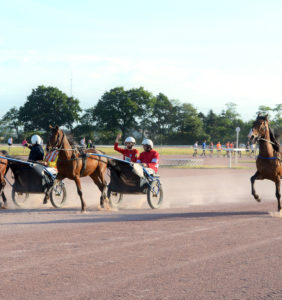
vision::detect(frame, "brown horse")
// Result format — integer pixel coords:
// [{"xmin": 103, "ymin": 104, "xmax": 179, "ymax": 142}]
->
[
  {"xmin": 47, "ymin": 125, "xmax": 109, "ymax": 212},
  {"xmin": 0, "ymin": 150, "xmax": 9, "ymax": 209},
  {"xmin": 249, "ymin": 114, "xmax": 282, "ymax": 211}
]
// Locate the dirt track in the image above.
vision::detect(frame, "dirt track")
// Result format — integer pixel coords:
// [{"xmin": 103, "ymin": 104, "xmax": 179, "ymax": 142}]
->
[{"xmin": 1, "ymin": 158, "xmax": 282, "ymax": 299}]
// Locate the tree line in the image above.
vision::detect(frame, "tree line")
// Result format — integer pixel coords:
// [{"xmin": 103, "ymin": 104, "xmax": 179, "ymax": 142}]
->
[{"xmin": 0, "ymin": 85, "xmax": 281, "ymax": 145}]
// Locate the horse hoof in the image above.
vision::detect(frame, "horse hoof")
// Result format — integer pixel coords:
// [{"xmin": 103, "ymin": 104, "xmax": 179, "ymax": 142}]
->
[
  {"xmin": 254, "ymin": 196, "xmax": 261, "ymax": 202},
  {"xmin": 105, "ymin": 205, "xmax": 112, "ymax": 211},
  {"xmin": 97, "ymin": 205, "xmax": 104, "ymax": 211},
  {"xmin": 0, "ymin": 205, "xmax": 7, "ymax": 209}
]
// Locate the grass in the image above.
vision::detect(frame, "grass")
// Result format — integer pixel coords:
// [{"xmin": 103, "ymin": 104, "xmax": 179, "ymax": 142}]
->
[
  {"xmin": 0, "ymin": 145, "xmax": 257, "ymax": 160},
  {"xmin": 0, "ymin": 145, "xmax": 197, "ymax": 156},
  {"xmin": 0, "ymin": 145, "xmax": 255, "ymax": 170},
  {"xmin": 99, "ymin": 147, "xmax": 255, "ymax": 157},
  {"xmin": 0, "ymin": 146, "xmax": 30, "ymax": 156},
  {"xmin": 96, "ymin": 147, "xmax": 195, "ymax": 155},
  {"xmin": 238, "ymin": 160, "xmax": 256, "ymax": 163}
]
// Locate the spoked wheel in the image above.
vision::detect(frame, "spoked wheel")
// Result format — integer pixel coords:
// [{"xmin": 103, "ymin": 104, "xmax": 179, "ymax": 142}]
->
[
  {"xmin": 147, "ymin": 180, "xmax": 163, "ymax": 209},
  {"xmin": 107, "ymin": 187, "xmax": 123, "ymax": 209},
  {"xmin": 50, "ymin": 180, "xmax": 67, "ymax": 208},
  {"xmin": 11, "ymin": 187, "xmax": 29, "ymax": 208}
]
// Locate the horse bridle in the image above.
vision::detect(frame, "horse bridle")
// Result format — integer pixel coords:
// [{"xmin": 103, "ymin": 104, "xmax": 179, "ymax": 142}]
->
[
  {"xmin": 50, "ymin": 130, "xmax": 65, "ymax": 150},
  {"xmin": 252, "ymin": 120, "xmax": 276, "ymax": 146}
]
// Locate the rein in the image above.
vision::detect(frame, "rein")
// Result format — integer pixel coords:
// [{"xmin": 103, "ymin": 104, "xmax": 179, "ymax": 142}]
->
[
  {"xmin": 48, "ymin": 130, "xmax": 105, "ymax": 164},
  {"xmin": 50, "ymin": 147, "xmax": 85, "ymax": 151},
  {"xmin": 258, "ymin": 137, "xmax": 276, "ymax": 145}
]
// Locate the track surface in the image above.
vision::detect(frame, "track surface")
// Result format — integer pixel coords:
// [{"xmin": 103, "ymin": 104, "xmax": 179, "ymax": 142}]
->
[{"xmin": 1, "ymin": 160, "xmax": 282, "ymax": 299}]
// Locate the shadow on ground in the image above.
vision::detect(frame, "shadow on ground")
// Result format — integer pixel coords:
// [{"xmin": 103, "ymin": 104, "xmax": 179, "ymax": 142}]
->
[{"xmin": 1, "ymin": 209, "xmax": 269, "ymax": 226}]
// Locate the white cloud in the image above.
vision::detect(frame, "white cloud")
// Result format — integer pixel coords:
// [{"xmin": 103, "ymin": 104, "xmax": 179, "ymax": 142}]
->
[{"xmin": 0, "ymin": 50, "xmax": 281, "ymax": 121}]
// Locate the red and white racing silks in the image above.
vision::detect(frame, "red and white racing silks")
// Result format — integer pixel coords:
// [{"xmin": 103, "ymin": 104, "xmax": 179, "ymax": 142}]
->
[
  {"xmin": 137, "ymin": 150, "xmax": 159, "ymax": 173},
  {"xmin": 114, "ymin": 143, "xmax": 139, "ymax": 162}
]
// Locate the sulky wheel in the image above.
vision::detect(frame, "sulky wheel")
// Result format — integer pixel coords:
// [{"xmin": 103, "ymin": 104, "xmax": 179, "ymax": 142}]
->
[
  {"xmin": 11, "ymin": 187, "xmax": 29, "ymax": 208},
  {"xmin": 147, "ymin": 180, "xmax": 163, "ymax": 209},
  {"xmin": 107, "ymin": 187, "xmax": 123, "ymax": 209},
  {"xmin": 50, "ymin": 180, "xmax": 67, "ymax": 208}
]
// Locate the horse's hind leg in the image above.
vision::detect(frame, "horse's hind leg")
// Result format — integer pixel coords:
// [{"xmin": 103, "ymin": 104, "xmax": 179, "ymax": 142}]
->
[
  {"xmin": 90, "ymin": 174, "xmax": 104, "ymax": 207},
  {"xmin": 74, "ymin": 176, "xmax": 86, "ymax": 212},
  {"xmin": 98, "ymin": 167, "xmax": 110, "ymax": 209},
  {"xmin": 90, "ymin": 170, "xmax": 109, "ymax": 209},
  {"xmin": 1, "ymin": 192, "xmax": 8, "ymax": 209},
  {"xmin": 275, "ymin": 179, "xmax": 281, "ymax": 211},
  {"xmin": 0, "ymin": 181, "xmax": 8, "ymax": 209},
  {"xmin": 251, "ymin": 171, "xmax": 261, "ymax": 202}
]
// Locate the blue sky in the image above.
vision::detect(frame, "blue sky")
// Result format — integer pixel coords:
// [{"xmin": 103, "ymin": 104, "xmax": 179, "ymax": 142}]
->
[{"xmin": 1, "ymin": 0, "xmax": 281, "ymax": 120}]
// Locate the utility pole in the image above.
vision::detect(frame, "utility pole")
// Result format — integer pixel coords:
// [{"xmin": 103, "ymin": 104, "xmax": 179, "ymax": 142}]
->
[
  {"xmin": 236, "ymin": 127, "xmax": 240, "ymax": 149},
  {"xmin": 235, "ymin": 127, "xmax": 240, "ymax": 165}
]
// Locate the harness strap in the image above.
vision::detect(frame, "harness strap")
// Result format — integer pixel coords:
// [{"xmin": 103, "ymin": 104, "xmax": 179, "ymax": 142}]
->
[
  {"xmin": 79, "ymin": 152, "xmax": 87, "ymax": 176},
  {"xmin": 257, "ymin": 155, "xmax": 279, "ymax": 160}
]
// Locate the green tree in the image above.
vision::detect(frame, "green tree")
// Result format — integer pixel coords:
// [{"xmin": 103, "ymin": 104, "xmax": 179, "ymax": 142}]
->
[
  {"xmin": 257, "ymin": 105, "xmax": 273, "ymax": 117},
  {"xmin": 202, "ymin": 110, "xmax": 219, "ymax": 140},
  {"xmin": 258, "ymin": 104, "xmax": 282, "ymax": 135},
  {"xmin": 272, "ymin": 104, "xmax": 282, "ymax": 130},
  {"xmin": 217, "ymin": 102, "xmax": 242, "ymax": 142},
  {"xmin": 128, "ymin": 87, "xmax": 155, "ymax": 139},
  {"xmin": 149, "ymin": 93, "xmax": 174, "ymax": 143},
  {"xmin": 0, "ymin": 107, "xmax": 23, "ymax": 140},
  {"xmin": 93, "ymin": 87, "xmax": 153, "ymax": 139},
  {"xmin": 19, "ymin": 85, "xmax": 81, "ymax": 132},
  {"xmin": 72, "ymin": 108, "xmax": 96, "ymax": 142},
  {"xmin": 170, "ymin": 103, "xmax": 206, "ymax": 144}
]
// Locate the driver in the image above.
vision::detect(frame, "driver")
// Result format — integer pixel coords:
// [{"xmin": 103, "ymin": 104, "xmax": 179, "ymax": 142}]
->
[
  {"xmin": 114, "ymin": 133, "xmax": 139, "ymax": 162},
  {"xmin": 137, "ymin": 139, "xmax": 159, "ymax": 174},
  {"xmin": 25, "ymin": 135, "xmax": 52, "ymax": 205},
  {"xmin": 25, "ymin": 135, "xmax": 44, "ymax": 162}
]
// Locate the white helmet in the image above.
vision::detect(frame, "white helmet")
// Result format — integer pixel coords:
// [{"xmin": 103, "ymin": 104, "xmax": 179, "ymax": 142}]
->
[
  {"xmin": 31, "ymin": 135, "xmax": 41, "ymax": 145},
  {"xmin": 124, "ymin": 137, "xmax": 136, "ymax": 144},
  {"xmin": 142, "ymin": 138, "xmax": 153, "ymax": 148}
]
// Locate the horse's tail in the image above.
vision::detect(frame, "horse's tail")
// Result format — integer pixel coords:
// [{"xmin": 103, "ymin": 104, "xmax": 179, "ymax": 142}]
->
[{"xmin": 0, "ymin": 151, "xmax": 10, "ymax": 177}]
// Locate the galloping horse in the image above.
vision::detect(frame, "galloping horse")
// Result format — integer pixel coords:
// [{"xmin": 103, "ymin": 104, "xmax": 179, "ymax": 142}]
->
[
  {"xmin": 0, "ymin": 150, "xmax": 9, "ymax": 209},
  {"xmin": 47, "ymin": 125, "xmax": 109, "ymax": 212},
  {"xmin": 249, "ymin": 114, "xmax": 282, "ymax": 211}
]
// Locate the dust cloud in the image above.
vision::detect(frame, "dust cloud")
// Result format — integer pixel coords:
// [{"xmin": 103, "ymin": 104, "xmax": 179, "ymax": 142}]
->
[{"xmin": 2, "ymin": 169, "xmax": 276, "ymax": 211}]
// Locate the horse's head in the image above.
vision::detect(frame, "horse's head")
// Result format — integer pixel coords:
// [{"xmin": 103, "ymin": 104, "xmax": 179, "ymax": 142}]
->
[
  {"xmin": 248, "ymin": 114, "xmax": 269, "ymax": 143},
  {"xmin": 47, "ymin": 125, "xmax": 64, "ymax": 151}
]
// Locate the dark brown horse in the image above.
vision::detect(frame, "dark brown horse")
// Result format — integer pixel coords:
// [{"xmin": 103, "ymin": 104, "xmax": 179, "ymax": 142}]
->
[
  {"xmin": 249, "ymin": 114, "xmax": 282, "ymax": 211},
  {"xmin": 0, "ymin": 150, "xmax": 9, "ymax": 209},
  {"xmin": 47, "ymin": 125, "xmax": 109, "ymax": 212}
]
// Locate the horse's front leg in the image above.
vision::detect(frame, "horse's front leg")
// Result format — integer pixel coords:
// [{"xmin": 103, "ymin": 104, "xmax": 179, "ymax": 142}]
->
[
  {"xmin": 74, "ymin": 176, "xmax": 86, "ymax": 212},
  {"xmin": 275, "ymin": 178, "xmax": 281, "ymax": 211},
  {"xmin": 251, "ymin": 171, "xmax": 261, "ymax": 202}
]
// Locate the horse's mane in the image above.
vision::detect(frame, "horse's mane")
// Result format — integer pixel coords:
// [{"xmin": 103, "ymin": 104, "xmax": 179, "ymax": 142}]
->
[
  {"xmin": 257, "ymin": 115, "xmax": 280, "ymax": 152},
  {"xmin": 269, "ymin": 127, "xmax": 280, "ymax": 152},
  {"xmin": 65, "ymin": 133, "xmax": 79, "ymax": 148}
]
